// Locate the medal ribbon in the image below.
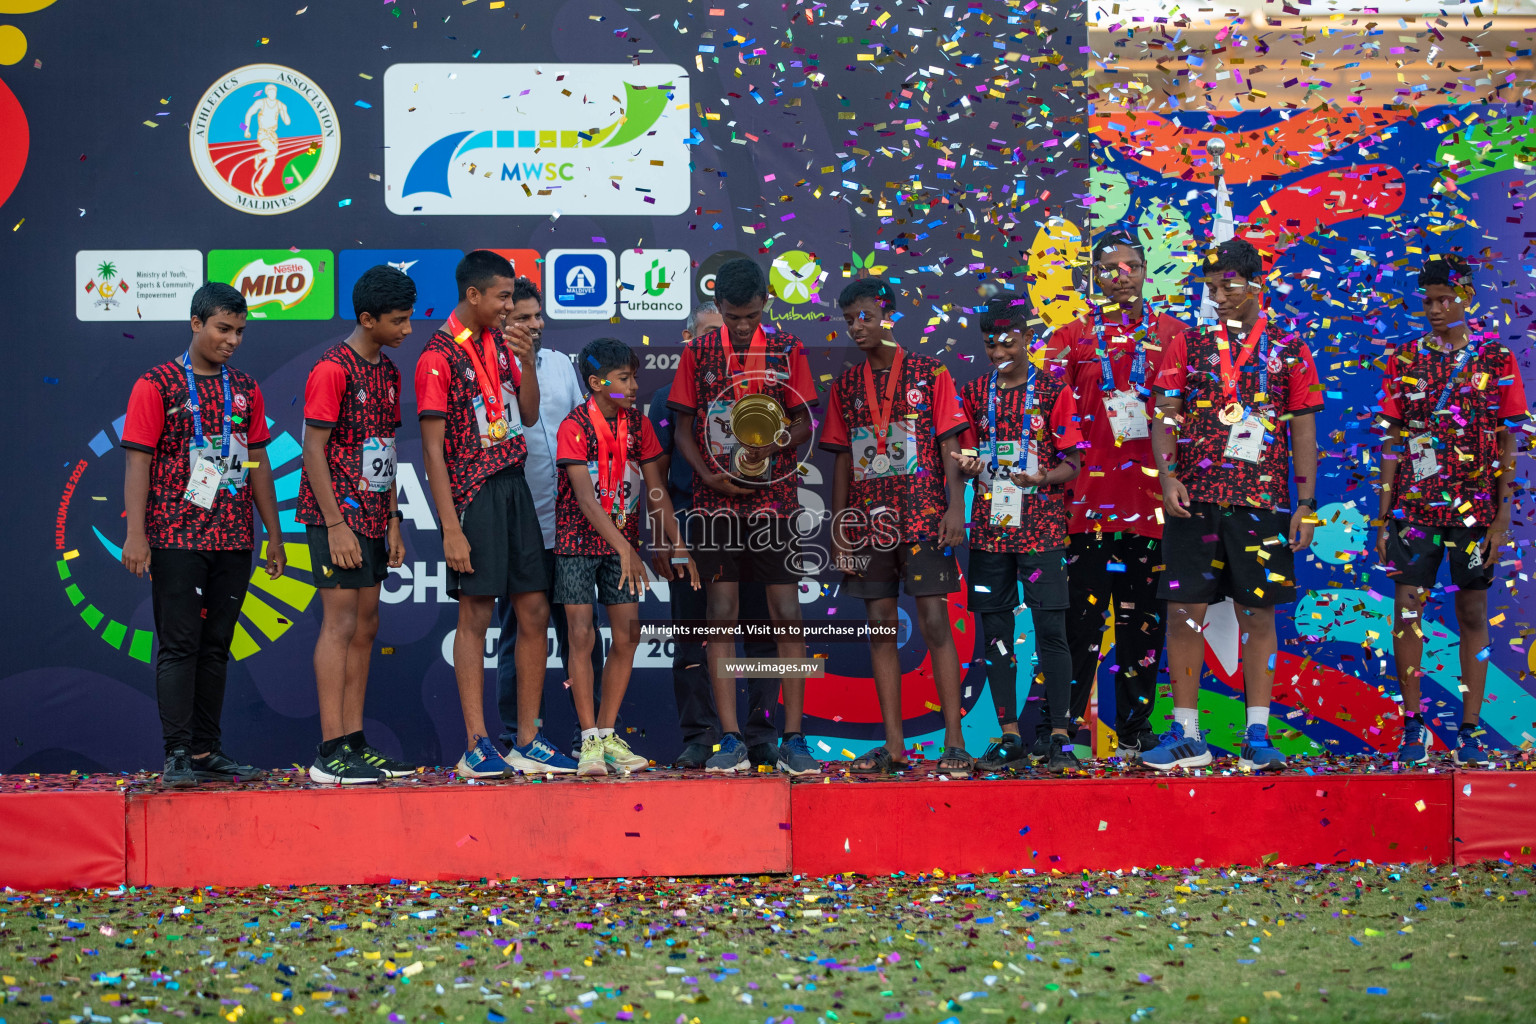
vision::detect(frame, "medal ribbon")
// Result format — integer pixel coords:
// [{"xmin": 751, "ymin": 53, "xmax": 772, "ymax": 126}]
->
[
  {"xmin": 722, "ymin": 326, "xmax": 769, "ymax": 401},
  {"xmin": 182, "ymin": 351, "xmax": 233, "ymax": 459},
  {"xmin": 1431, "ymin": 343, "xmax": 1477, "ymax": 413},
  {"xmin": 987, "ymin": 359, "xmax": 1037, "ymax": 475},
  {"xmin": 448, "ymin": 313, "xmax": 515, "ymax": 429},
  {"xmin": 1093, "ymin": 300, "xmax": 1154, "ymax": 395},
  {"xmin": 1215, "ymin": 316, "xmax": 1268, "ymax": 411},
  {"xmin": 862, "ymin": 346, "xmax": 906, "ymax": 459},
  {"xmin": 586, "ymin": 399, "xmax": 630, "ymax": 518}
]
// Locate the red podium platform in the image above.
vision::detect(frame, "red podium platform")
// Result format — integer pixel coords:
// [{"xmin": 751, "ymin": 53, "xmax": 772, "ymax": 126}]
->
[{"xmin": 1, "ymin": 768, "xmax": 1530, "ymax": 890}]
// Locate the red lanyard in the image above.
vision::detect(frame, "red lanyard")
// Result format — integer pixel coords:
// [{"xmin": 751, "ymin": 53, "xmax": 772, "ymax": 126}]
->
[
  {"xmin": 861, "ymin": 346, "xmax": 905, "ymax": 456},
  {"xmin": 721, "ymin": 327, "xmax": 768, "ymax": 399},
  {"xmin": 1216, "ymin": 316, "xmax": 1267, "ymax": 405},
  {"xmin": 586, "ymin": 399, "xmax": 630, "ymax": 516},
  {"xmin": 448, "ymin": 313, "xmax": 519, "ymax": 424}
]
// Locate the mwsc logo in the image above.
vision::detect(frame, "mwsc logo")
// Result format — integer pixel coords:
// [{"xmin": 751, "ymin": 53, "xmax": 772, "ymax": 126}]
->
[{"xmin": 384, "ymin": 64, "xmax": 690, "ymax": 217}]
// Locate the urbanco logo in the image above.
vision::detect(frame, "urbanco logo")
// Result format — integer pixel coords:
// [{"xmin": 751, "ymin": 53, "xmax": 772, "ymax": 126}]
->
[
  {"xmin": 384, "ymin": 64, "xmax": 690, "ymax": 217},
  {"xmin": 190, "ymin": 64, "xmax": 340, "ymax": 215},
  {"xmin": 619, "ymin": 248, "xmax": 690, "ymax": 320}
]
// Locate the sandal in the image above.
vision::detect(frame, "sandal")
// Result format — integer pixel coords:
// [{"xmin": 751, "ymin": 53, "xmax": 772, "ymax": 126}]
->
[
  {"xmin": 938, "ymin": 746, "xmax": 975, "ymax": 778},
  {"xmin": 849, "ymin": 746, "xmax": 910, "ymax": 774}
]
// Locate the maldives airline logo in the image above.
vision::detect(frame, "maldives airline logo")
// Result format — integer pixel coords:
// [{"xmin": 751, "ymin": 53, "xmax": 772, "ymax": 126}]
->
[
  {"xmin": 190, "ymin": 64, "xmax": 340, "ymax": 215},
  {"xmin": 383, "ymin": 64, "xmax": 689, "ymax": 217}
]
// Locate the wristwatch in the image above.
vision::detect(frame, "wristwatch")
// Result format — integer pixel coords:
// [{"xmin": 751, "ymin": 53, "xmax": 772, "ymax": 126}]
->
[
  {"xmin": 389, "ymin": 510, "xmax": 404, "ymax": 521},
  {"xmin": 1298, "ymin": 497, "xmax": 1318, "ymax": 511}
]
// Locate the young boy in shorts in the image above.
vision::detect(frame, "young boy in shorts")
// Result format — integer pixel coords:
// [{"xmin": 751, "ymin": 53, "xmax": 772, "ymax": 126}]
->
[
  {"xmin": 668, "ymin": 257, "xmax": 821, "ymax": 776},
  {"xmin": 1376, "ymin": 253, "xmax": 1527, "ymax": 767},
  {"xmin": 555, "ymin": 338, "xmax": 699, "ymax": 776},
  {"xmin": 299, "ymin": 265, "xmax": 416, "ymax": 784},
  {"xmin": 821, "ymin": 277, "xmax": 972, "ymax": 776},
  {"xmin": 1146, "ymin": 238, "xmax": 1323, "ymax": 772},
  {"xmin": 121, "ymin": 282, "xmax": 286, "ymax": 787},
  {"xmin": 416, "ymin": 250, "xmax": 575, "ymax": 778},
  {"xmin": 956, "ymin": 294, "xmax": 1085, "ymax": 773}
]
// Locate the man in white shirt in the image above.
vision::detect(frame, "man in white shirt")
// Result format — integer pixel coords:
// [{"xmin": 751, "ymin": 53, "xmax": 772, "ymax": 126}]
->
[{"xmin": 495, "ymin": 277, "xmax": 597, "ymax": 753}]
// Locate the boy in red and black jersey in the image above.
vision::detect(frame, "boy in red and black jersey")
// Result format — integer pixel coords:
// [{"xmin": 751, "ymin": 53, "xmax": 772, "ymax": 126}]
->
[
  {"xmin": 120, "ymin": 282, "xmax": 286, "ymax": 788},
  {"xmin": 554, "ymin": 338, "xmax": 698, "ymax": 776},
  {"xmin": 955, "ymin": 294, "xmax": 1085, "ymax": 773},
  {"xmin": 667, "ymin": 257, "xmax": 821, "ymax": 775},
  {"xmin": 1147, "ymin": 238, "xmax": 1324, "ymax": 773},
  {"xmin": 821, "ymin": 277, "xmax": 971, "ymax": 776},
  {"xmin": 297, "ymin": 265, "xmax": 416, "ymax": 785},
  {"xmin": 1054, "ymin": 231, "xmax": 1186, "ymax": 761},
  {"xmin": 415, "ymin": 250, "xmax": 575, "ymax": 779},
  {"xmin": 1375, "ymin": 254, "xmax": 1528, "ymax": 768}
]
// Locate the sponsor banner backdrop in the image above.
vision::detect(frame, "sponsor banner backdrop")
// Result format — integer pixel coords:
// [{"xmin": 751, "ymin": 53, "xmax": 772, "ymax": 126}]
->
[{"xmin": 0, "ymin": 1, "xmax": 1080, "ymax": 773}]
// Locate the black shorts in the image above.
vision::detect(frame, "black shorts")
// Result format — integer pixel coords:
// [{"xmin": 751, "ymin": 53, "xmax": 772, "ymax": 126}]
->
[
  {"xmin": 1157, "ymin": 501, "xmax": 1295, "ymax": 608},
  {"xmin": 554, "ymin": 553, "xmax": 641, "ymax": 606},
  {"xmin": 843, "ymin": 539, "xmax": 961, "ymax": 601},
  {"xmin": 448, "ymin": 466, "xmax": 551, "ymax": 600},
  {"xmin": 1383, "ymin": 521, "xmax": 1494, "ymax": 592},
  {"xmin": 687, "ymin": 512, "xmax": 803, "ymax": 586},
  {"xmin": 967, "ymin": 547, "xmax": 1070, "ymax": 612},
  {"xmin": 305, "ymin": 524, "xmax": 390, "ymax": 589}
]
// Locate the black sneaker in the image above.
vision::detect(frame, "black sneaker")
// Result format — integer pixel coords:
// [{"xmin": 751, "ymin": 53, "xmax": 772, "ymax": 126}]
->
[
  {"xmin": 747, "ymin": 741, "xmax": 779, "ymax": 768},
  {"xmin": 161, "ymin": 749, "xmax": 198, "ymax": 789},
  {"xmin": 977, "ymin": 734, "xmax": 1030, "ymax": 773},
  {"xmin": 353, "ymin": 744, "xmax": 416, "ymax": 778},
  {"xmin": 310, "ymin": 745, "xmax": 385, "ymax": 785},
  {"xmin": 1115, "ymin": 731, "xmax": 1160, "ymax": 763},
  {"xmin": 191, "ymin": 748, "xmax": 268, "ymax": 783},
  {"xmin": 1029, "ymin": 733, "xmax": 1053, "ymax": 763},
  {"xmin": 674, "ymin": 742, "xmax": 713, "ymax": 769},
  {"xmin": 1047, "ymin": 734, "xmax": 1080, "ymax": 773}
]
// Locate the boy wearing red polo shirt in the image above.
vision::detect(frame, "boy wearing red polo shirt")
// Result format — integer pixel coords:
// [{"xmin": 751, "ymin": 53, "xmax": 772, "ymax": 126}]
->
[
  {"xmin": 668, "ymin": 257, "xmax": 820, "ymax": 775},
  {"xmin": 822, "ymin": 277, "xmax": 971, "ymax": 776},
  {"xmin": 1376, "ymin": 254, "xmax": 1527, "ymax": 768},
  {"xmin": 1146, "ymin": 238, "xmax": 1323, "ymax": 773},
  {"xmin": 1057, "ymin": 232, "xmax": 1186, "ymax": 762},
  {"xmin": 555, "ymin": 337, "xmax": 698, "ymax": 776},
  {"xmin": 416, "ymin": 250, "xmax": 576, "ymax": 778},
  {"xmin": 299, "ymin": 265, "xmax": 417, "ymax": 784},
  {"xmin": 121, "ymin": 282, "xmax": 286, "ymax": 787},
  {"xmin": 958, "ymin": 294, "xmax": 1085, "ymax": 773}
]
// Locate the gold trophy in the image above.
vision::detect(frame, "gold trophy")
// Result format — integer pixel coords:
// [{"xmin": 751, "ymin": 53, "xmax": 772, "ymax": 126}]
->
[{"xmin": 730, "ymin": 393, "xmax": 791, "ymax": 482}]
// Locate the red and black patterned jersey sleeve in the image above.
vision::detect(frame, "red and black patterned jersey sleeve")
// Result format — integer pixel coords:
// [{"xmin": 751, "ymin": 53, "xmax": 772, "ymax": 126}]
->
[
  {"xmin": 121, "ymin": 377, "xmax": 167, "ymax": 453},
  {"xmin": 304, "ymin": 359, "xmax": 347, "ymax": 428}
]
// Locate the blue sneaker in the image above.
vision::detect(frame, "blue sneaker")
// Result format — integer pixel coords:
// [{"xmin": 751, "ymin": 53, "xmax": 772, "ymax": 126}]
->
[
  {"xmin": 1396, "ymin": 716, "xmax": 1429, "ymax": 766},
  {"xmin": 456, "ymin": 736, "xmax": 513, "ymax": 779},
  {"xmin": 775, "ymin": 733, "xmax": 822, "ymax": 777},
  {"xmin": 705, "ymin": 732, "xmax": 749, "ymax": 773},
  {"xmin": 1142, "ymin": 723, "xmax": 1212, "ymax": 771},
  {"xmin": 507, "ymin": 733, "xmax": 579, "ymax": 775},
  {"xmin": 1239, "ymin": 724, "xmax": 1287, "ymax": 771},
  {"xmin": 1453, "ymin": 726, "xmax": 1490, "ymax": 767}
]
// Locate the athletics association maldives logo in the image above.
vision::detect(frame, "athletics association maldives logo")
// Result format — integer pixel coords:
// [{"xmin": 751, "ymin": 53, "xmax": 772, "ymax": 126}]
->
[
  {"xmin": 190, "ymin": 64, "xmax": 340, "ymax": 215},
  {"xmin": 384, "ymin": 64, "xmax": 690, "ymax": 217}
]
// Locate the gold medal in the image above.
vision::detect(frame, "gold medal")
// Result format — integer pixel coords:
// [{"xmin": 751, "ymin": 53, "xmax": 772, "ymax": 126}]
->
[
  {"xmin": 615, "ymin": 511, "xmax": 628, "ymax": 529},
  {"xmin": 487, "ymin": 417, "xmax": 509, "ymax": 441},
  {"xmin": 1217, "ymin": 402, "xmax": 1244, "ymax": 426}
]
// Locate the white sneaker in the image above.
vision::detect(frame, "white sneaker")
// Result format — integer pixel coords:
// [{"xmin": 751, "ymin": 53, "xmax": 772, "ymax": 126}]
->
[
  {"xmin": 602, "ymin": 732, "xmax": 649, "ymax": 774},
  {"xmin": 578, "ymin": 735, "xmax": 609, "ymax": 777}
]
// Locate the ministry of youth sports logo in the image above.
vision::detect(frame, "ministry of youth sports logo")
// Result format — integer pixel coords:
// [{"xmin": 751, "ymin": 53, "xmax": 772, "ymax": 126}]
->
[{"xmin": 190, "ymin": 64, "xmax": 340, "ymax": 215}]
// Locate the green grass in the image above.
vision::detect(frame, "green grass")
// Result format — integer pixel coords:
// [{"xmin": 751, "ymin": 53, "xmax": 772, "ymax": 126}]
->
[{"xmin": 3, "ymin": 863, "xmax": 1534, "ymax": 1024}]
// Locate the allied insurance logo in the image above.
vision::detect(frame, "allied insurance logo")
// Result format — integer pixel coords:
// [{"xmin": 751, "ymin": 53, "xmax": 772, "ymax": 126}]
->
[
  {"xmin": 383, "ymin": 64, "xmax": 689, "ymax": 217},
  {"xmin": 190, "ymin": 64, "xmax": 340, "ymax": 215}
]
